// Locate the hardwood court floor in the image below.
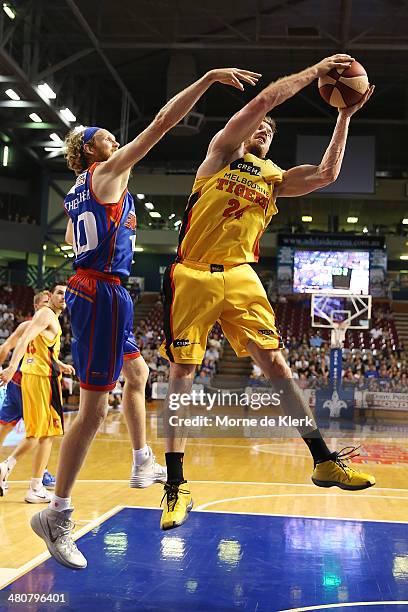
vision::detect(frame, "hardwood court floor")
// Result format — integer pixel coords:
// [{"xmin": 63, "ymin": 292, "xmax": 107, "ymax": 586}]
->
[{"xmin": 1, "ymin": 405, "xmax": 408, "ymax": 586}]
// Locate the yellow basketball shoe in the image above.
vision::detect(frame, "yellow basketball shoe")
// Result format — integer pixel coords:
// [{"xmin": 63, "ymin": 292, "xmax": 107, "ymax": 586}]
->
[
  {"xmin": 160, "ymin": 482, "xmax": 193, "ymax": 531},
  {"xmin": 311, "ymin": 447, "xmax": 375, "ymax": 491}
]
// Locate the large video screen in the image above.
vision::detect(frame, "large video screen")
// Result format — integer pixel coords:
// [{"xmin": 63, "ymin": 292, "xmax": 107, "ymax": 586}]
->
[{"xmin": 293, "ymin": 250, "xmax": 370, "ymax": 294}]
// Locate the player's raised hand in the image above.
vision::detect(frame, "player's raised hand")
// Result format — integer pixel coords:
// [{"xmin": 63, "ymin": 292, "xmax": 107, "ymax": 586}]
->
[
  {"xmin": 314, "ymin": 54, "xmax": 355, "ymax": 77},
  {"xmin": 207, "ymin": 68, "xmax": 262, "ymax": 91},
  {"xmin": 339, "ymin": 84, "xmax": 375, "ymax": 118}
]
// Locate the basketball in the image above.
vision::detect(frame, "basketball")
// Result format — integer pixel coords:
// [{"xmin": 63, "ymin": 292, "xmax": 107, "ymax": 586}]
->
[{"xmin": 318, "ymin": 60, "xmax": 369, "ymax": 108}]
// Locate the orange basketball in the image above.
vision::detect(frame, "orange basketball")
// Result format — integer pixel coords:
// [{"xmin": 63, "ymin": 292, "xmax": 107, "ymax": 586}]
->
[{"xmin": 318, "ymin": 60, "xmax": 369, "ymax": 108}]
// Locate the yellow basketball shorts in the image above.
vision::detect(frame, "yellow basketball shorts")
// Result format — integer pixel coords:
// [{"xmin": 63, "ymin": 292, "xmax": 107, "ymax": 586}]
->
[
  {"xmin": 21, "ymin": 373, "xmax": 64, "ymax": 438},
  {"xmin": 159, "ymin": 261, "xmax": 283, "ymax": 364}
]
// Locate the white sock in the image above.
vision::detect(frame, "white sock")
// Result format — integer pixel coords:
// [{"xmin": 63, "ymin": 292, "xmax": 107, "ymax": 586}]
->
[
  {"xmin": 50, "ymin": 495, "xmax": 72, "ymax": 512},
  {"xmin": 133, "ymin": 445, "xmax": 149, "ymax": 465},
  {"xmin": 5, "ymin": 456, "xmax": 17, "ymax": 473},
  {"xmin": 31, "ymin": 477, "xmax": 42, "ymax": 491}
]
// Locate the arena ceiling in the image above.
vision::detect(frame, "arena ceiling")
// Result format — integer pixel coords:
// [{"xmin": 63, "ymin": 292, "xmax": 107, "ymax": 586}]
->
[{"xmin": 0, "ymin": 0, "xmax": 407, "ymax": 178}]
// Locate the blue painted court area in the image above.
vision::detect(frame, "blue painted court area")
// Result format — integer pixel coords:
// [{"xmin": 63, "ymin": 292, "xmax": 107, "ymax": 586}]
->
[{"xmin": 2, "ymin": 508, "xmax": 408, "ymax": 612}]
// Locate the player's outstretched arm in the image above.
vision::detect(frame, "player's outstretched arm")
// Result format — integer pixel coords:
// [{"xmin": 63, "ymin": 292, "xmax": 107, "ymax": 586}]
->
[
  {"xmin": 0, "ymin": 309, "xmax": 53, "ymax": 385},
  {"xmin": 98, "ymin": 68, "xmax": 260, "ymax": 176},
  {"xmin": 205, "ymin": 54, "xmax": 355, "ymax": 161},
  {"xmin": 275, "ymin": 85, "xmax": 374, "ymax": 198},
  {"xmin": 0, "ymin": 321, "xmax": 30, "ymax": 365}
]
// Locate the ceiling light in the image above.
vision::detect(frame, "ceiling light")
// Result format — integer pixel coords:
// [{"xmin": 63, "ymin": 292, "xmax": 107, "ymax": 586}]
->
[
  {"xmin": 174, "ymin": 220, "xmax": 182, "ymax": 227},
  {"xmin": 149, "ymin": 211, "xmax": 161, "ymax": 218},
  {"xmin": 402, "ymin": 219, "xmax": 408, "ymax": 225},
  {"xmin": 49, "ymin": 133, "xmax": 62, "ymax": 143},
  {"xmin": 136, "ymin": 193, "xmax": 145, "ymax": 200},
  {"xmin": 3, "ymin": 4, "xmax": 16, "ymax": 19},
  {"xmin": 37, "ymin": 83, "xmax": 56, "ymax": 100},
  {"xmin": 68, "ymin": 252, "xmax": 75, "ymax": 258},
  {"xmin": 301, "ymin": 215, "xmax": 312, "ymax": 222},
  {"xmin": 60, "ymin": 107, "xmax": 76, "ymax": 122},
  {"xmin": 5, "ymin": 88, "xmax": 19, "ymax": 100},
  {"xmin": 347, "ymin": 216, "xmax": 358, "ymax": 224},
  {"xmin": 400, "ymin": 255, "xmax": 408, "ymax": 261},
  {"xmin": 2, "ymin": 145, "xmax": 9, "ymax": 167},
  {"xmin": 168, "ymin": 213, "xmax": 175, "ymax": 220},
  {"xmin": 362, "ymin": 226, "xmax": 368, "ymax": 234},
  {"xmin": 60, "ymin": 245, "xmax": 72, "ymax": 251},
  {"xmin": 134, "ymin": 246, "xmax": 144, "ymax": 252},
  {"xmin": 145, "ymin": 202, "xmax": 154, "ymax": 210},
  {"xmin": 29, "ymin": 113, "xmax": 42, "ymax": 123}
]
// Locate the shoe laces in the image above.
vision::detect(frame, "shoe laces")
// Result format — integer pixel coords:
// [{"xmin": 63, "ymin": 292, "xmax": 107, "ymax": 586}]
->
[
  {"xmin": 161, "ymin": 483, "xmax": 189, "ymax": 512},
  {"xmin": 54, "ymin": 517, "xmax": 74, "ymax": 539},
  {"xmin": 333, "ymin": 446, "xmax": 361, "ymax": 479}
]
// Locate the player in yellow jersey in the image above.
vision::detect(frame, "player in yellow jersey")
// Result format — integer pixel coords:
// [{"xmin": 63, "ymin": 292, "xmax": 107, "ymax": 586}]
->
[
  {"xmin": 159, "ymin": 54, "xmax": 376, "ymax": 530},
  {"xmin": 0, "ymin": 285, "xmax": 74, "ymax": 503},
  {"xmin": 0, "ymin": 290, "xmax": 57, "ymax": 495}
]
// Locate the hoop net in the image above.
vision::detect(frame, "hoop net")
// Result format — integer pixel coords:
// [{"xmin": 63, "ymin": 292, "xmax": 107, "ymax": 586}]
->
[{"xmin": 330, "ymin": 321, "xmax": 348, "ymax": 348}]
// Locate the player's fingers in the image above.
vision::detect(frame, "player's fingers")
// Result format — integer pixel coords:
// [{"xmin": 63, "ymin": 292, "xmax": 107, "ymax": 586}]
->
[
  {"xmin": 334, "ymin": 53, "xmax": 354, "ymax": 60},
  {"xmin": 237, "ymin": 70, "xmax": 262, "ymax": 78},
  {"xmin": 236, "ymin": 73, "xmax": 259, "ymax": 86},
  {"xmin": 230, "ymin": 76, "xmax": 244, "ymax": 90}
]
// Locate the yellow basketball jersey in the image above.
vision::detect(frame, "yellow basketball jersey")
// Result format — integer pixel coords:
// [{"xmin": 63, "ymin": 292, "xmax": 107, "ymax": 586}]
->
[
  {"xmin": 21, "ymin": 309, "xmax": 62, "ymax": 377},
  {"xmin": 176, "ymin": 154, "xmax": 284, "ymax": 264}
]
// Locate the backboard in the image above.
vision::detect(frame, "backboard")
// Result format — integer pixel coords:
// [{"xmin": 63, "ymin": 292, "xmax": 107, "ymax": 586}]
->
[{"xmin": 311, "ymin": 293, "xmax": 372, "ymax": 329}]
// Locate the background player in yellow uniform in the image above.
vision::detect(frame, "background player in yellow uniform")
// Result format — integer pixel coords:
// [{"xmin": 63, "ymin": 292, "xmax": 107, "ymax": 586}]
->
[
  {"xmin": 0, "ymin": 285, "xmax": 74, "ymax": 503},
  {"xmin": 159, "ymin": 54, "xmax": 375, "ymax": 529},
  {"xmin": 0, "ymin": 291, "xmax": 57, "ymax": 496}
]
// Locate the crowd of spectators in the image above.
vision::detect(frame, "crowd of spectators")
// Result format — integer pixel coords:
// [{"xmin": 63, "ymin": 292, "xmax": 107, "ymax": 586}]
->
[
  {"xmin": 0, "ymin": 286, "xmax": 32, "ymax": 341},
  {"xmin": 250, "ymin": 331, "xmax": 407, "ymax": 392},
  {"xmin": 134, "ymin": 300, "xmax": 222, "ymax": 393},
  {"xmin": 2, "ymin": 284, "xmax": 408, "ymax": 398}
]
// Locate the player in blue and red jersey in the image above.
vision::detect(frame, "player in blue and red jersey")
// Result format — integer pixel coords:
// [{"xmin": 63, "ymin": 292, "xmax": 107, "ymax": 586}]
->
[{"xmin": 30, "ymin": 67, "xmax": 261, "ymax": 569}]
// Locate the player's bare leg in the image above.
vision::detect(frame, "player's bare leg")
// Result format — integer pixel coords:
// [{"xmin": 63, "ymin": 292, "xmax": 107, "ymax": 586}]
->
[
  {"xmin": 247, "ymin": 341, "xmax": 375, "ymax": 490},
  {"xmin": 160, "ymin": 363, "xmax": 195, "ymax": 530},
  {"xmin": 122, "ymin": 357, "xmax": 149, "ymax": 448},
  {"xmin": 54, "ymin": 389, "xmax": 108, "ymax": 499},
  {"xmin": 25, "ymin": 436, "xmax": 54, "ymax": 504},
  {"xmin": 0, "ymin": 436, "xmax": 38, "ymax": 494},
  {"xmin": 122, "ymin": 356, "xmax": 166, "ymax": 487},
  {"xmin": 0, "ymin": 423, "xmax": 13, "ymax": 445},
  {"xmin": 30, "ymin": 389, "xmax": 107, "ymax": 569}
]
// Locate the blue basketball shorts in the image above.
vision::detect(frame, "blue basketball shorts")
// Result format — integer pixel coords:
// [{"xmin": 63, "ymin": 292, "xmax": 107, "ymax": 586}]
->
[
  {"xmin": 66, "ymin": 268, "xmax": 140, "ymax": 392},
  {"xmin": 0, "ymin": 380, "xmax": 23, "ymax": 426}
]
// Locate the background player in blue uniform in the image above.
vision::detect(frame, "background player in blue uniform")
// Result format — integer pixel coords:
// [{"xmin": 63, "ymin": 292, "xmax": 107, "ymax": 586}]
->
[
  {"xmin": 0, "ymin": 291, "xmax": 56, "ymax": 496},
  {"xmin": 30, "ymin": 67, "xmax": 260, "ymax": 569}
]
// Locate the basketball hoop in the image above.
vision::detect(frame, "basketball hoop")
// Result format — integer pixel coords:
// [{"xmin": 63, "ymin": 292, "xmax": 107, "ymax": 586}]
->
[{"xmin": 331, "ymin": 321, "xmax": 348, "ymax": 348}]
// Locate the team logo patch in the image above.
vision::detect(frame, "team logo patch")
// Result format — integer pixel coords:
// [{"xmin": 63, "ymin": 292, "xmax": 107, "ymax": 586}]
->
[
  {"xmin": 258, "ymin": 329, "xmax": 274, "ymax": 335},
  {"xmin": 75, "ymin": 172, "xmax": 87, "ymax": 188},
  {"xmin": 230, "ymin": 158, "xmax": 262, "ymax": 177},
  {"xmin": 124, "ymin": 211, "xmax": 137, "ymax": 230}
]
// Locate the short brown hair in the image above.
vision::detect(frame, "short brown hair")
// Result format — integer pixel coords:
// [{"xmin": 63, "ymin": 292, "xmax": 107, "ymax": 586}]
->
[
  {"xmin": 264, "ymin": 115, "xmax": 277, "ymax": 134},
  {"xmin": 64, "ymin": 128, "xmax": 96, "ymax": 175},
  {"xmin": 49, "ymin": 283, "xmax": 67, "ymax": 295}
]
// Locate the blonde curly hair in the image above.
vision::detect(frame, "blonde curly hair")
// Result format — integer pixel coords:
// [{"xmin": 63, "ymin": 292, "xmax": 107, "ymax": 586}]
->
[{"xmin": 64, "ymin": 127, "xmax": 95, "ymax": 175}]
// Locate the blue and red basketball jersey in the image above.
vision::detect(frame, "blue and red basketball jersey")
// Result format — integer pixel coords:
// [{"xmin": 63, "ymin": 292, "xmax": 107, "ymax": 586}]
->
[{"xmin": 64, "ymin": 162, "xmax": 136, "ymax": 276}]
